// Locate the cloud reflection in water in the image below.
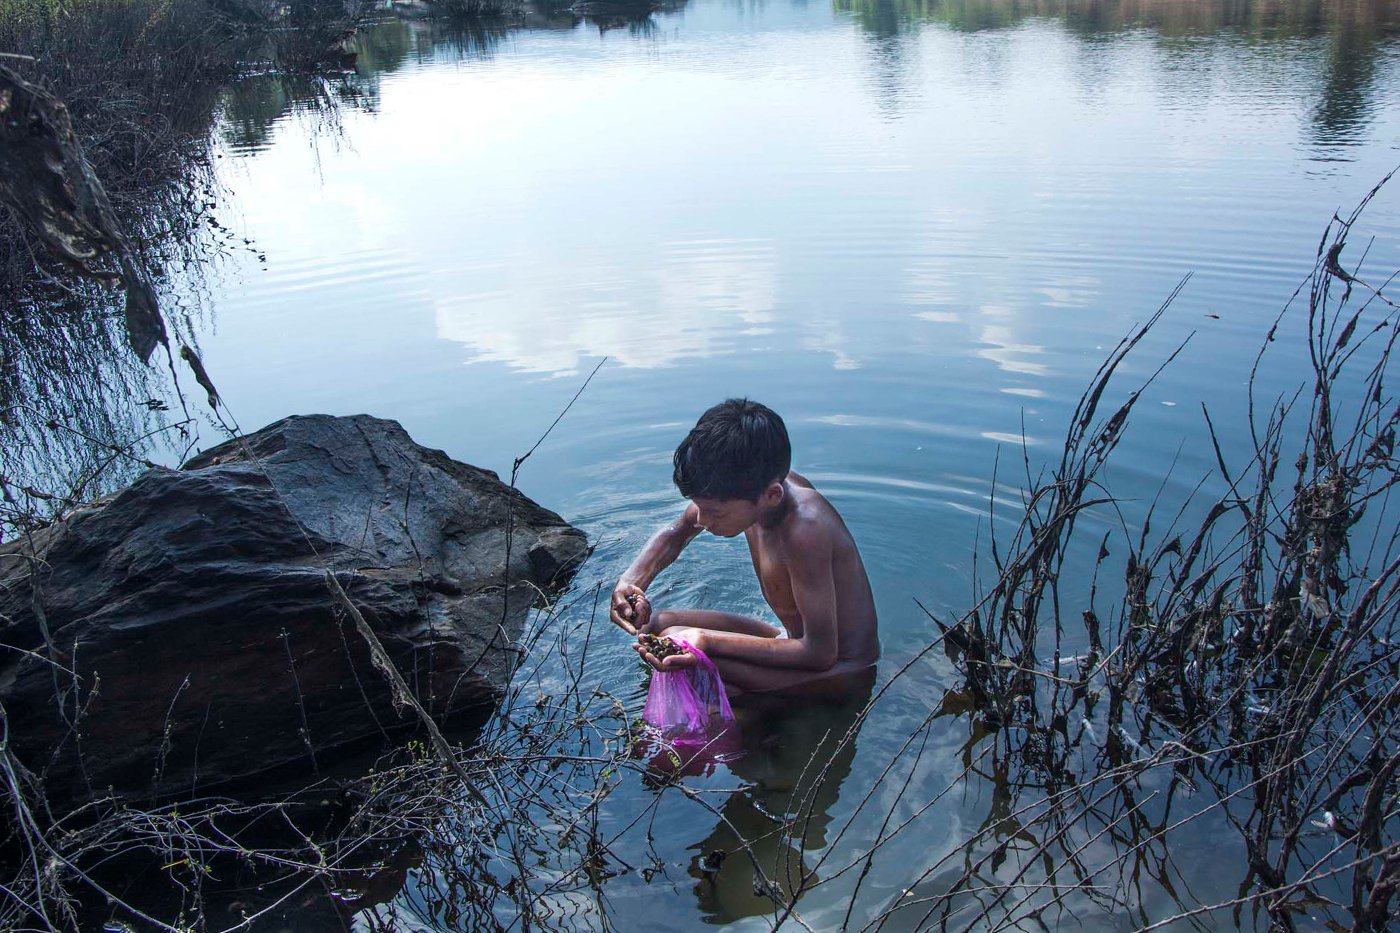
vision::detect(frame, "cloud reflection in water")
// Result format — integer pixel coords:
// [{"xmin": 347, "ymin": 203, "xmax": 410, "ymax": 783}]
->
[{"xmin": 433, "ymin": 238, "xmax": 776, "ymax": 374}]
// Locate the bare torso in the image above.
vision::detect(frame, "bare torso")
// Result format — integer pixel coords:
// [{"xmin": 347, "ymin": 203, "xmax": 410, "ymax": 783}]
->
[
  {"xmin": 621, "ymin": 471, "xmax": 880, "ymax": 694},
  {"xmin": 744, "ymin": 473, "xmax": 880, "ymax": 666}
]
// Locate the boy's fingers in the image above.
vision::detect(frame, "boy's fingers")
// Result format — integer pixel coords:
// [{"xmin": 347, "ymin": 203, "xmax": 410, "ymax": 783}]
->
[
  {"xmin": 609, "ymin": 601, "xmax": 634, "ymax": 628},
  {"xmin": 611, "ymin": 611, "xmax": 637, "ymax": 636}
]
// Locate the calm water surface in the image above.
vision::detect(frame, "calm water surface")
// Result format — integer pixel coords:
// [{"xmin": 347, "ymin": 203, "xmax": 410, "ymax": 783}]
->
[{"xmin": 196, "ymin": 0, "xmax": 1400, "ymax": 927}]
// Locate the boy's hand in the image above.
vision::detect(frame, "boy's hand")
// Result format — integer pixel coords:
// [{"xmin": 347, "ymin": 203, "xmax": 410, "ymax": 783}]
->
[
  {"xmin": 609, "ymin": 581, "xmax": 650, "ymax": 635},
  {"xmin": 633, "ymin": 632, "xmax": 700, "ymax": 671}
]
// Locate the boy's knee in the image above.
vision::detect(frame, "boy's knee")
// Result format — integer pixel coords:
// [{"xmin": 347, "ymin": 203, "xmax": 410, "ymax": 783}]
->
[{"xmin": 650, "ymin": 609, "xmax": 679, "ymax": 631}]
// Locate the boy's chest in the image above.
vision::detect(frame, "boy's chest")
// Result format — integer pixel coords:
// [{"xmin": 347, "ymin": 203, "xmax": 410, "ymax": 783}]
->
[{"xmin": 745, "ymin": 532, "xmax": 798, "ymax": 615}]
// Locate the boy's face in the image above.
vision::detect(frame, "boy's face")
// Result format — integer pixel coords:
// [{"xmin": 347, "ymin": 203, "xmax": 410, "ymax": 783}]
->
[
  {"xmin": 690, "ymin": 496, "xmax": 760, "ymax": 537},
  {"xmin": 691, "ymin": 481, "xmax": 783, "ymax": 537}
]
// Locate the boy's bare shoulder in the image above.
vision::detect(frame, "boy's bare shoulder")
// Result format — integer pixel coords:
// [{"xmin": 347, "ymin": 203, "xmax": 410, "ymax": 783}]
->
[{"xmin": 785, "ymin": 483, "xmax": 852, "ymax": 549}]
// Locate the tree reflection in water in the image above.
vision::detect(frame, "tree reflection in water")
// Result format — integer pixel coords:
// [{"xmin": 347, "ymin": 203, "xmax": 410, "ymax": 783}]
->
[{"xmin": 834, "ymin": 0, "xmax": 1400, "ymax": 148}]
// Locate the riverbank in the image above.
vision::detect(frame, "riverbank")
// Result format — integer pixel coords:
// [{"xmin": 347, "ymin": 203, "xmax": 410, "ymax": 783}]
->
[{"xmin": 0, "ymin": 0, "xmax": 366, "ymax": 523}]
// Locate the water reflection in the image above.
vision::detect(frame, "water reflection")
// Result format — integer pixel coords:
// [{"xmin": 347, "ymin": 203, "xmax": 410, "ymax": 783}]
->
[
  {"xmin": 1313, "ymin": 14, "xmax": 1385, "ymax": 154},
  {"xmin": 203, "ymin": 0, "xmax": 1400, "ymax": 394},
  {"xmin": 221, "ymin": 0, "xmax": 1400, "ymax": 167},
  {"xmin": 976, "ymin": 320, "xmax": 1051, "ymax": 377},
  {"xmin": 684, "ymin": 673, "xmax": 874, "ymax": 922},
  {"xmin": 434, "ymin": 240, "xmax": 777, "ymax": 373},
  {"xmin": 0, "ymin": 290, "xmax": 170, "ymax": 530},
  {"xmin": 833, "ymin": 0, "xmax": 1400, "ymax": 156},
  {"xmin": 567, "ymin": 0, "xmax": 692, "ymax": 33},
  {"xmin": 177, "ymin": 1, "xmax": 1400, "ymax": 930},
  {"xmin": 0, "ymin": 0, "xmax": 237, "ymax": 520},
  {"xmin": 221, "ymin": 72, "xmax": 383, "ymax": 154},
  {"xmin": 219, "ymin": 1, "xmax": 690, "ymax": 156},
  {"xmin": 834, "ymin": 0, "xmax": 1398, "ymax": 39},
  {"xmin": 846, "ymin": 0, "xmax": 922, "ymax": 118}
]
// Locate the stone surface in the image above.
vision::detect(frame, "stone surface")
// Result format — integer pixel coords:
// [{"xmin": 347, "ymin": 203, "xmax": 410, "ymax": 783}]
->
[{"xmin": 0, "ymin": 414, "xmax": 587, "ymax": 804}]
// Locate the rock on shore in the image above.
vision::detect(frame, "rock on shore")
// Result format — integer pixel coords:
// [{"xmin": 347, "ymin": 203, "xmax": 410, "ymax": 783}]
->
[{"xmin": 0, "ymin": 414, "xmax": 588, "ymax": 804}]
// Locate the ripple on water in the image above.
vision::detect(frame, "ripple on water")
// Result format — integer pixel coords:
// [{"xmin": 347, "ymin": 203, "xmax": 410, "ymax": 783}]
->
[{"xmin": 191, "ymin": 4, "xmax": 1400, "ymax": 928}]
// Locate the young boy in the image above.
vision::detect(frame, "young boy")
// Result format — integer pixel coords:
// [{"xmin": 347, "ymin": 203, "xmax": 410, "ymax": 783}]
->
[{"xmin": 610, "ymin": 399, "xmax": 879, "ymax": 694}]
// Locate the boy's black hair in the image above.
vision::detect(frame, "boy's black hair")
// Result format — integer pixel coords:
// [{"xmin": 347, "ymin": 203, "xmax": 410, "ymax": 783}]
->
[{"xmin": 673, "ymin": 399, "xmax": 791, "ymax": 501}]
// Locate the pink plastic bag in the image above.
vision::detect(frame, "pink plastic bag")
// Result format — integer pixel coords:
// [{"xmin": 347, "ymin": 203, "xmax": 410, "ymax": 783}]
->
[{"xmin": 643, "ymin": 639, "xmax": 735, "ymax": 744}]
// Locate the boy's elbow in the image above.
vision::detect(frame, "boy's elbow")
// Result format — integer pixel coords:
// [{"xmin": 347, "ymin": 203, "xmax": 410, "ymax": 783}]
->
[{"xmin": 803, "ymin": 643, "xmax": 839, "ymax": 671}]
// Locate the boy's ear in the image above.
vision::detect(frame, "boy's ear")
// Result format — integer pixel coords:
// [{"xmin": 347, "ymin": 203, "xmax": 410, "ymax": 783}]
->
[{"xmin": 762, "ymin": 480, "xmax": 785, "ymax": 506}]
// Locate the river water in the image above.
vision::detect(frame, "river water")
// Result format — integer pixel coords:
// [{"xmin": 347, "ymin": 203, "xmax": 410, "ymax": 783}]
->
[{"xmin": 196, "ymin": 1, "xmax": 1400, "ymax": 928}]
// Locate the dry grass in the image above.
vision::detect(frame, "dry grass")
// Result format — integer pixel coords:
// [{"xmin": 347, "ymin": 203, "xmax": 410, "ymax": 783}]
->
[{"xmin": 750, "ymin": 186, "xmax": 1400, "ymax": 931}]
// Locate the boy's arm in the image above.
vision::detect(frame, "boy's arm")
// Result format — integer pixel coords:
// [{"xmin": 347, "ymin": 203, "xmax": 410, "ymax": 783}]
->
[
  {"xmin": 609, "ymin": 503, "xmax": 704, "ymax": 634},
  {"xmin": 652, "ymin": 525, "xmax": 839, "ymax": 672}
]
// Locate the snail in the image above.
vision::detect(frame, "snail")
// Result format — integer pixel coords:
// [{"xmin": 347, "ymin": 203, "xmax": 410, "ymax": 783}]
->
[
  {"xmin": 624, "ymin": 591, "xmax": 650, "ymax": 623},
  {"xmin": 639, "ymin": 633, "xmax": 686, "ymax": 661}
]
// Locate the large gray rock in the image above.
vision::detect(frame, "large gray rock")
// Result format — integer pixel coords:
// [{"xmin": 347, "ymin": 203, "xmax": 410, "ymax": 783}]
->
[{"xmin": 0, "ymin": 414, "xmax": 587, "ymax": 804}]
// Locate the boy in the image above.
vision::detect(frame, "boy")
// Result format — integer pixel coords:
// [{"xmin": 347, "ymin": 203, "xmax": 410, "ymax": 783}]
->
[{"xmin": 610, "ymin": 399, "xmax": 879, "ymax": 694}]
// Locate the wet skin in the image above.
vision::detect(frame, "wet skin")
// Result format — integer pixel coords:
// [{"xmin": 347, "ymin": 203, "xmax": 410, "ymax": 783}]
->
[{"xmin": 610, "ymin": 471, "xmax": 879, "ymax": 694}]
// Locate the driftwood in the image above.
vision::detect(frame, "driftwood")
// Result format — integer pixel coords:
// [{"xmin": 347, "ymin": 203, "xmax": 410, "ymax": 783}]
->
[{"xmin": 0, "ymin": 63, "xmax": 166, "ymax": 362}]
